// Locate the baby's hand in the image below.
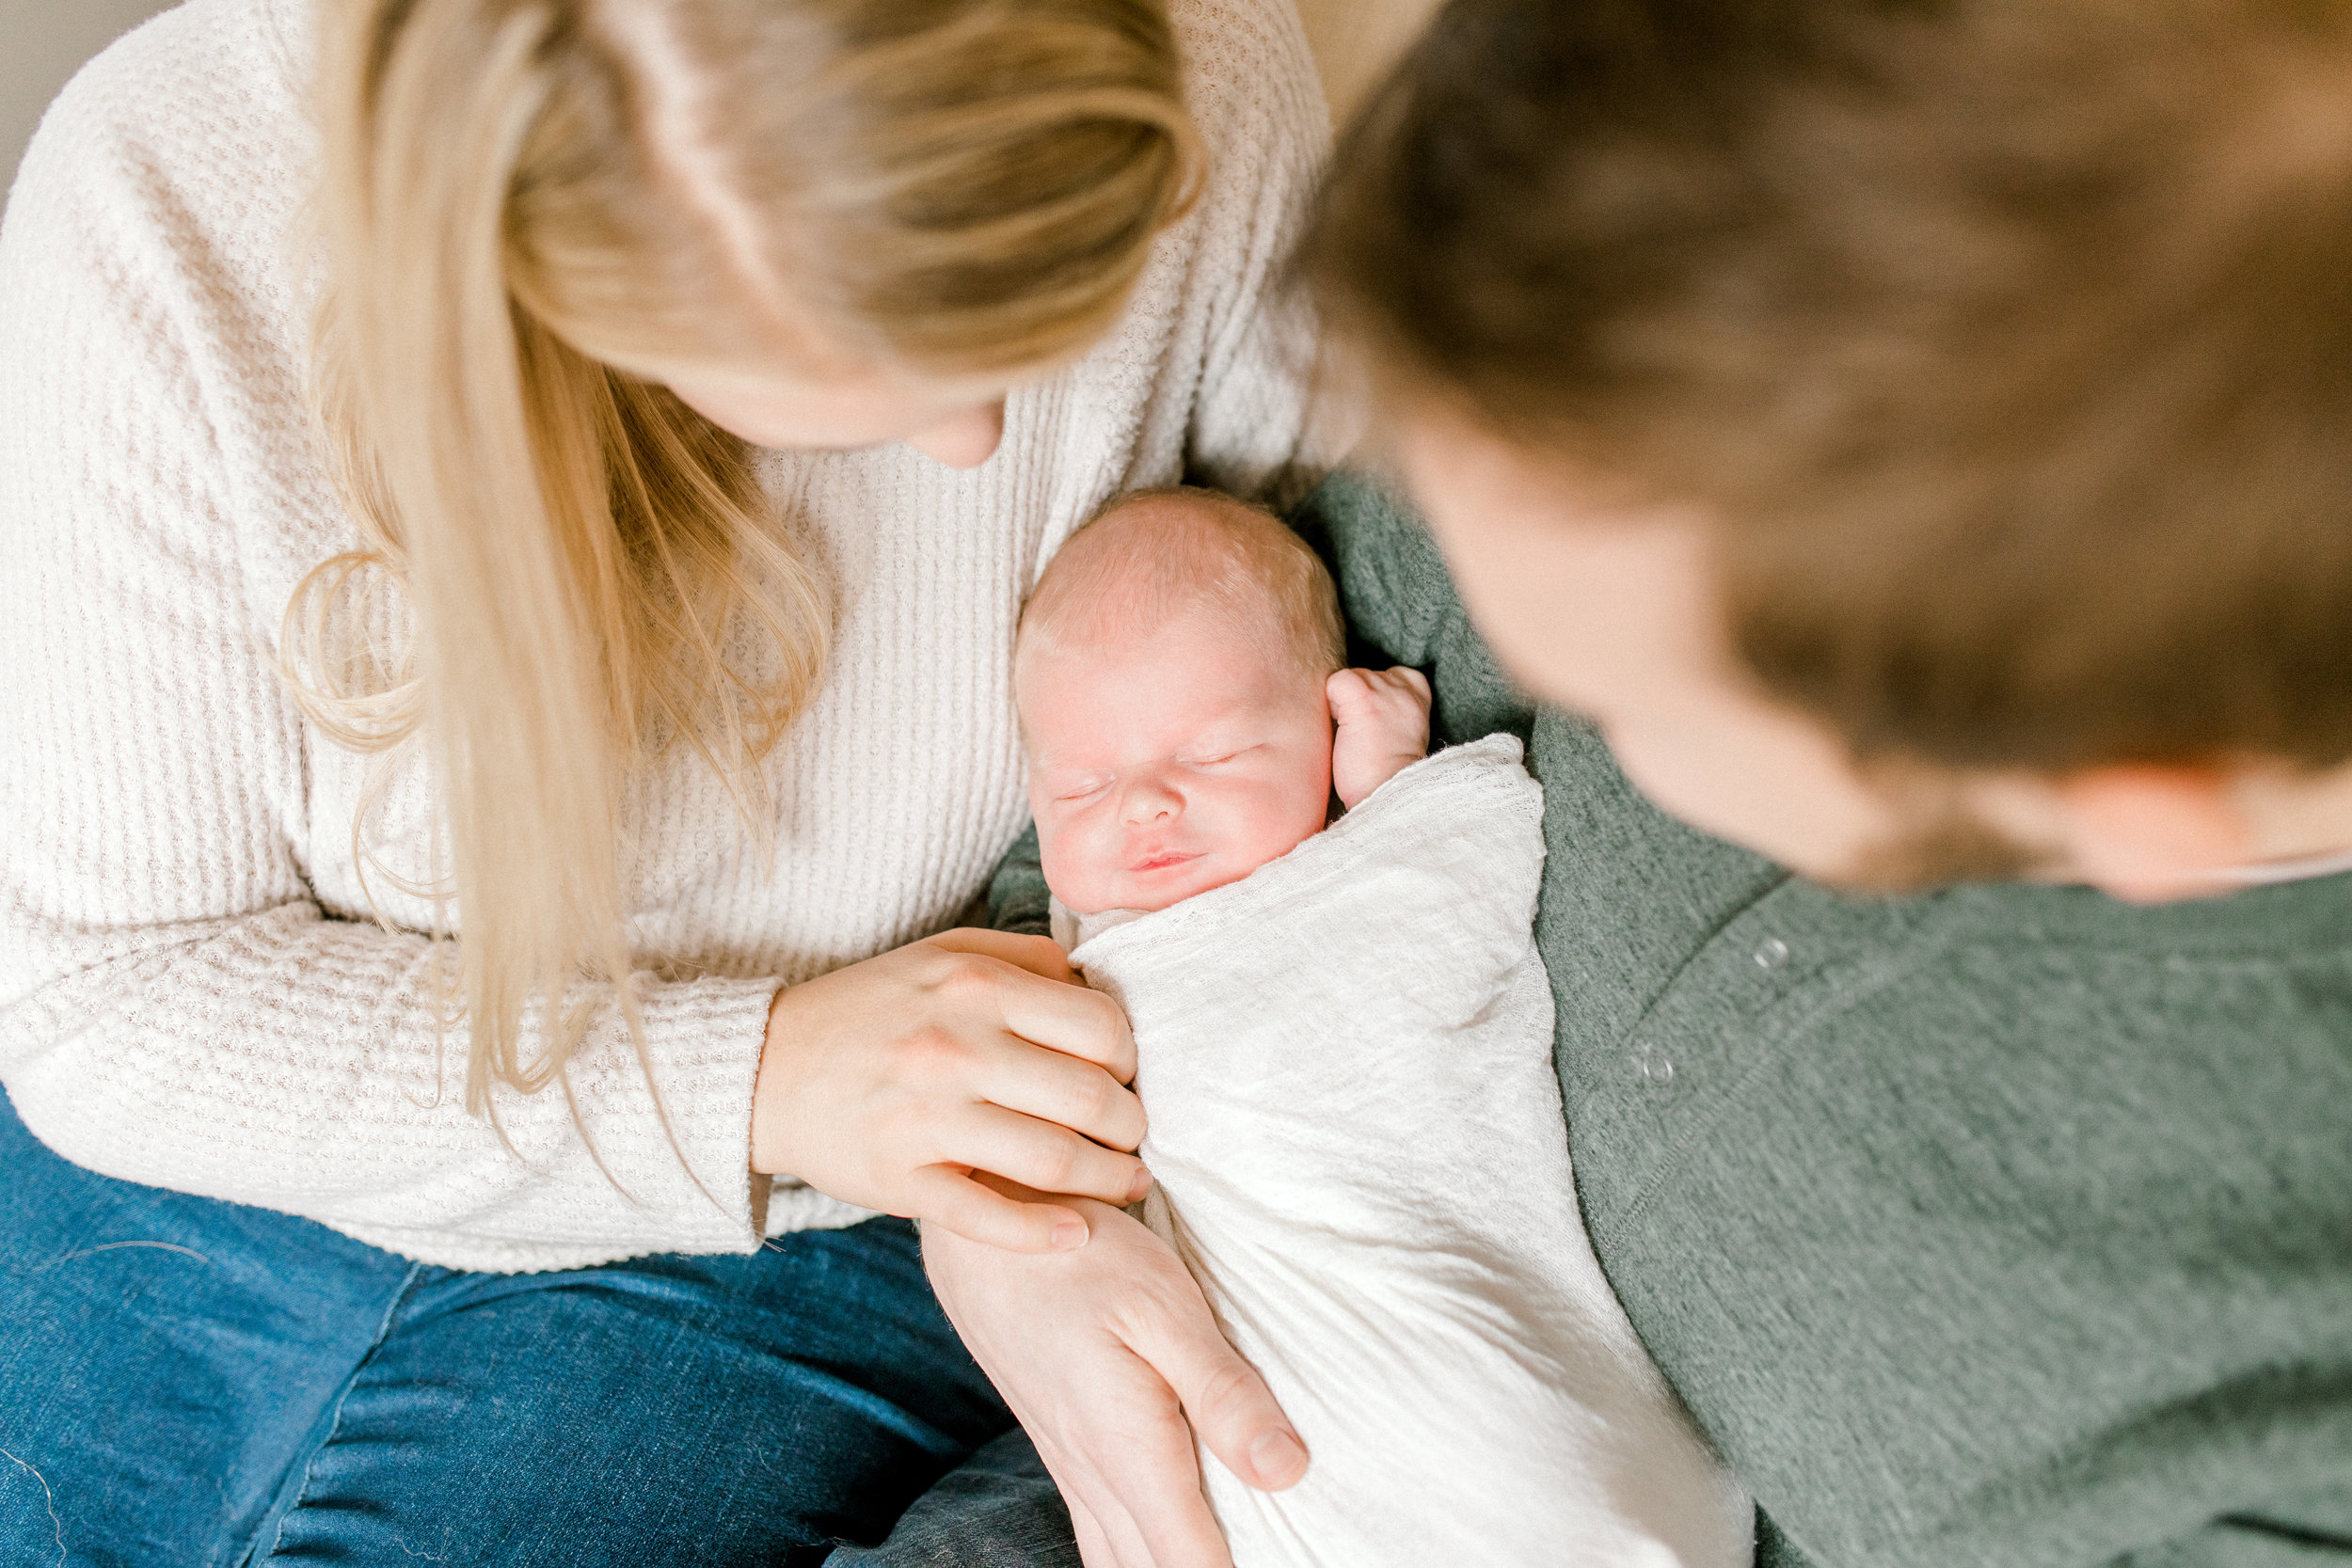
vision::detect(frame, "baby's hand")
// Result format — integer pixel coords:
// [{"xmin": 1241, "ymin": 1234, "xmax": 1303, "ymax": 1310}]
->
[{"xmin": 1327, "ymin": 665, "xmax": 1433, "ymax": 810}]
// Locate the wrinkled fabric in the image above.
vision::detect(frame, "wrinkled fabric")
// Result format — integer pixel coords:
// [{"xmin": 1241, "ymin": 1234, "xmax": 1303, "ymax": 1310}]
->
[{"xmin": 1070, "ymin": 736, "xmax": 1752, "ymax": 1568}]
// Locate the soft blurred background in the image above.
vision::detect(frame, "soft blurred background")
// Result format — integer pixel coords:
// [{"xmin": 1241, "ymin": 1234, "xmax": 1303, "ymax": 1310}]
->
[
  {"xmin": 2, "ymin": 0, "xmax": 176, "ymax": 190},
  {"xmin": 2, "ymin": 0, "xmax": 1444, "ymax": 198}
]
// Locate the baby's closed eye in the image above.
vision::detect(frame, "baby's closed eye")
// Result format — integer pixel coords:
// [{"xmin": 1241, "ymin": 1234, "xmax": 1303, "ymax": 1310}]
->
[{"xmin": 1183, "ymin": 744, "xmax": 1260, "ymax": 768}]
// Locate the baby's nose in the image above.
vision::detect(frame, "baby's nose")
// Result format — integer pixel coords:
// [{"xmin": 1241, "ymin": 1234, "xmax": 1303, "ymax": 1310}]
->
[{"xmin": 1120, "ymin": 779, "xmax": 1182, "ymax": 824}]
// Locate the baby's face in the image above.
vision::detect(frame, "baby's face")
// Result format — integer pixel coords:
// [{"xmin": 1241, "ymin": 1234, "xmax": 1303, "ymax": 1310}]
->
[{"xmin": 1021, "ymin": 608, "xmax": 1334, "ymax": 915}]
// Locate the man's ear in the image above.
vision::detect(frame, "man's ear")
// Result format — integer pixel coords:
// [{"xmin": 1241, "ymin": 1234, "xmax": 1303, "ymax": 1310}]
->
[{"xmin": 2053, "ymin": 766, "xmax": 2252, "ymax": 904}]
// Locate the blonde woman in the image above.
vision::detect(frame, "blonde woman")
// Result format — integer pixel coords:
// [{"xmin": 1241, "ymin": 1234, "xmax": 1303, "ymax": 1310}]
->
[{"xmin": 0, "ymin": 0, "xmax": 1324, "ymax": 1559}]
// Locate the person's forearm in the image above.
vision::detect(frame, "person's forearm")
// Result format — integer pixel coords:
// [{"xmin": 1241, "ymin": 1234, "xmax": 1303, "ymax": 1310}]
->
[
  {"xmin": 923, "ymin": 1197, "xmax": 1309, "ymax": 1568},
  {"xmin": 2, "ymin": 900, "xmax": 776, "ymax": 1262}
]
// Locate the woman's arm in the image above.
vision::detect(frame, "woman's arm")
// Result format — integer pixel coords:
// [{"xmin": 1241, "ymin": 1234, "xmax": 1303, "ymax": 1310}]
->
[
  {"xmin": 0, "ymin": 66, "xmax": 1153, "ymax": 1268},
  {"xmin": 0, "ymin": 43, "xmax": 970, "ymax": 1269},
  {"xmin": 0, "ymin": 228, "xmax": 772, "ymax": 1265},
  {"xmin": 0, "ymin": 64, "xmax": 786, "ymax": 1267}
]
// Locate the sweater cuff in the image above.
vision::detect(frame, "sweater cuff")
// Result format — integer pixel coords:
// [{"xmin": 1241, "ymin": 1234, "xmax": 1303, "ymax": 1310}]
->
[{"xmin": 582, "ymin": 971, "xmax": 782, "ymax": 1254}]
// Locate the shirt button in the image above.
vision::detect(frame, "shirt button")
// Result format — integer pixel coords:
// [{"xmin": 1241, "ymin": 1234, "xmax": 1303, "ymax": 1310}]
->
[
  {"xmin": 1753, "ymin": 937, "xmax": 1791, "ymax": 971},
  {"xmin": 1633, "ymin": 1048, "xmax": 1675, "ymax": 1085}
]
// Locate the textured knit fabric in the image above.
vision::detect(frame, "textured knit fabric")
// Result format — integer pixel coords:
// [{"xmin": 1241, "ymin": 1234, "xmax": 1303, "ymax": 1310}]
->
[
  {"xmin": 0, "ymin": 0, "xmax": 1327, "ymax": 1274},
  {"xmin": 1073, "ymin": 736, "xmax": 1752, "ymax": 1568},
  {"xmin": 1228, "ymin": 475, "xmax": 2346, "ymax": 1568}
]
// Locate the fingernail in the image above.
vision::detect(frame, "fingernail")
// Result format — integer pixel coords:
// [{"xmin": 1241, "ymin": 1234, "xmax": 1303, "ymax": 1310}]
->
[
  {"xmin": 1052, "ymin": 1217, "xmax": 1089, "ymax": 1251},
  {"xmin": 1127, "ymin": 1167, "xmax": 1154, "ymax": 1203},
  {"xmin": 1249, "ymin": 1429, "xmax": 1307, "ymax": 1484}
]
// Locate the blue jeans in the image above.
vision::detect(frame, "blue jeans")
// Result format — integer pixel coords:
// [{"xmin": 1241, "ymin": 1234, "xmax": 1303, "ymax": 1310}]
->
[{"xmin": 0, "ymin": 1092, "xmax": 1077, "ymax": 1566}]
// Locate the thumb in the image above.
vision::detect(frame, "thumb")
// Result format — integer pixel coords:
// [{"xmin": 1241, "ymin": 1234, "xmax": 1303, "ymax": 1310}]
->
[
  {"xmin": 1325, "ymin": 668, "xmax": 1371, "ymax": 724},
  {"xmin": 1136, "ymin": 1300, "xmax": 1310, "ymax": 1493}
]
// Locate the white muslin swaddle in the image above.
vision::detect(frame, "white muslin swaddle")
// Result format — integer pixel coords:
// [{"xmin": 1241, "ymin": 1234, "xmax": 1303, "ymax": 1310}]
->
[{"xmin": 1066, "ymin": 735, "xmax": 1753, "ymax": 1567}]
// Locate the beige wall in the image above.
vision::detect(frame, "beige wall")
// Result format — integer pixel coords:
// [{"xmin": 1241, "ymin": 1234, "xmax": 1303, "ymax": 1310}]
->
[
  {"xmin": 0, "ymin": 0, "xmax": 1440, "ymax": 207},
  {"xmin": 1294, "ymin": 0, "xmax": 1446, "ymax": 126},
  {"xmin": 1, "ymin": 0, "xmax": 176, "ymax": 190}
]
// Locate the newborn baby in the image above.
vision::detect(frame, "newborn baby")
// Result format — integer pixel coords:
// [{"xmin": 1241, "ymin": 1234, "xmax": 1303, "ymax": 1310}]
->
[
  {"xmin": 1020, "ymin": 488, "xmax": 1431, "ymax": 942},
  {"xmin": 1017, "ymin": 488, "xmax": 1753, "ymax": 1568}
]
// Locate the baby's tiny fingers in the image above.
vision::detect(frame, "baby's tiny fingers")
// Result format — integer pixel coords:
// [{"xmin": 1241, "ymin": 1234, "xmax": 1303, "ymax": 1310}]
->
[
  {"xmin": 902, "ymin": 1165, "xmax": 1091, "ymax": 1254},
  {"xmin": 1382, "ymin": 665, "xmax": 1432, "ymax": 699}
]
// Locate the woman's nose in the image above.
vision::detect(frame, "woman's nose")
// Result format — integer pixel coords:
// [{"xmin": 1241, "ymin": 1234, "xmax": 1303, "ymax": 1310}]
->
[{"xmin": 903, "ymin": 401, "xmax": 1006, "ymax": 469}]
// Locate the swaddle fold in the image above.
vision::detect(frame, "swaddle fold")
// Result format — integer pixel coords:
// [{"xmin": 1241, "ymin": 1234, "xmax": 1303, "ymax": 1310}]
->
[{"xmin": 1071, "ymin": 735, "xmax": 1753, "ymax": 1567}]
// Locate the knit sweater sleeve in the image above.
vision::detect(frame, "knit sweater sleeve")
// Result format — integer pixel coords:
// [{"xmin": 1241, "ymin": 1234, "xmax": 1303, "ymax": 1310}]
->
[
  {"xmin": 1174, "ymin": 0, "xmax": 1332, "ymax": 504},
  {"xmin": 0, "ymin": 20, "xmax": 775, "ymax": 1273}
]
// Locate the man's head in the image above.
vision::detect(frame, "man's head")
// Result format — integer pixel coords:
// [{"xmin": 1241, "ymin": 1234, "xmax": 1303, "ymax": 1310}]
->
[
  {"xmin": 1301, "ymin": 0, "xmax": 2352, "ymax": 897},
  {"xmin": 1016, "ymin": 489, "xmax": 1347, "ymax": 914}
]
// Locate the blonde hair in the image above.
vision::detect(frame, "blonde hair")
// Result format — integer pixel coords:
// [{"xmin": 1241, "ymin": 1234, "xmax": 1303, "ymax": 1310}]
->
[
  {"xmin": 1017, "ymin": 487, "xmax": 1346, "ymax": 690},
  {"xmin": 290, "ymin": 0, "xmax": 1203, "ymax": 1114}
]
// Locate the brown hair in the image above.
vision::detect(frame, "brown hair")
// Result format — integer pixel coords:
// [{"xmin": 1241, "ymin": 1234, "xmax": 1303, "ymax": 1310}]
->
[
  {"xmin": 1300, "ymin": 0, "xmax": 2352, "ymax": 774},
  {"xmin": 1017, "ymin": 486, "xmax": 1346, "ymax": 688}
]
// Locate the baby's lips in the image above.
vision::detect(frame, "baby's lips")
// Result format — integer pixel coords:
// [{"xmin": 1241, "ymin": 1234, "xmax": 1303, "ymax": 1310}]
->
[{"xmin": 1127, "ymin": 849, "xmax": 1200, "ymax": 874}]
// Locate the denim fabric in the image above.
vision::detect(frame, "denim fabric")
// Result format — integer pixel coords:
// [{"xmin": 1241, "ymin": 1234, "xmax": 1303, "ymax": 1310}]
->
[
  {"xmin": 0, "ymin": 1091, "xmax": 1055, "ymax": 1567},
  {"xmin": 834, "ymin": 1430, "xmax": 1081, "ymax": 1568}
]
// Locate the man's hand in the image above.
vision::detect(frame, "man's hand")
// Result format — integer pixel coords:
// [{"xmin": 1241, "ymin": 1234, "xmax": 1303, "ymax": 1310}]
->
[
  {"xmin": 925, "ymin": 1194, "xmax": 1310, "ymax": 1568},
  {"xmin": 753, "ymin": 930, "xmax": 1150, "ymax": 1254},
  {"xmin": 1327, "ymin": 665, "xmax": 1433, "ymax": 810}
]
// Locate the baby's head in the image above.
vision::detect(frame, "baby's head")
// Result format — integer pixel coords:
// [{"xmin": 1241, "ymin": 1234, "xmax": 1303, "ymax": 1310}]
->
[{"xmin": 1017, "ymin": 488, "xmax": 1345, "ymax": 916}]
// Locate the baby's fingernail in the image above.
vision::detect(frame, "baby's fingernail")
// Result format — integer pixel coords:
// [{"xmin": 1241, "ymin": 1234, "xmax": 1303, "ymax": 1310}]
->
[
  {"xmin": 1052, "ymin": 1217, "xmax": 1089, "ymax": 1251},
  {"xmin": 1250, "ymin": 1429, "xmax": 1308, "ymax": 1484},
  {"xmin": 1127, "ymin": 1168, "xmax": 1154, "ymax": 1203}
]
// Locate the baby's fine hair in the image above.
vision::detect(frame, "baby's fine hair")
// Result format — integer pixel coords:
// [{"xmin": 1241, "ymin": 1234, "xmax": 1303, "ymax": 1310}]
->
[{"xmin": 1019, "ymin": 487, "xmax": 1346, "ymax": 685}]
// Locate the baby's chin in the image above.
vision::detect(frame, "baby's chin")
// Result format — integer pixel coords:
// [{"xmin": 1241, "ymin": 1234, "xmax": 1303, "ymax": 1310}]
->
[{"xmin": 1072, "ymin": 850, "xmax": 1282, "ymax": 916}]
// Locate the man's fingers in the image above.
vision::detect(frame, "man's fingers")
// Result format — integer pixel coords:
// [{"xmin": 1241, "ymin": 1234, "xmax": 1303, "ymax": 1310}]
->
[
  {"xmin": 1104, "ymin": 1430, "xmax": 1233, "ymax": 1568},
  {"xmin": 1034, "ymin": 1342, "xmax": 1235, "ymax": 1568},
  {"xmin": 900, "ymin": 1165, "xmax": 1090, "ymax": 1254},
  {"xmin": 1066, "ymin": 1497, "xmax": 1125, "ymax": 1568},
  {"xmin": 1086, "ymin": 1488, "xmax": 1168, "ymax": 1568},
  {"xmin": 1136, "ymin": 1302, "xmax": 1309, "ymax": 1494},
  {"xmin": 1040, "ymin": 1449, "xmax": 1153, "ymax": 1568},
  {"xmin": 1067, "ymin": 1347, "xmax": 1238, "ymax": 1568},
  {"xmin": 956, "ymin": 1103, "xmax": 1152, "ymax": 1206}
]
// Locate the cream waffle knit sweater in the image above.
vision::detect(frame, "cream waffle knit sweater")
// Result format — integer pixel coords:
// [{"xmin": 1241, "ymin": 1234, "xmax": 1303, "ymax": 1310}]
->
[{"xmin": 0, "ymin": 0, "xmax": 1325, "ymax": 1273}]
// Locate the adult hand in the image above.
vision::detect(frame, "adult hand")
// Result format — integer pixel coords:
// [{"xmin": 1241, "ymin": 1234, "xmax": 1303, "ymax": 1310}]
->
[
  {"xmin": 925, "ymin": 1192, "xmax": 1310, "ymax": 1568},
  {"xmin": 753, "ymin": 929, "xmax": 1148, "ymax": 1253},
  {"xmin": 1327, "ymin": 665, "xmax": 1433, "ymax": 809}
]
